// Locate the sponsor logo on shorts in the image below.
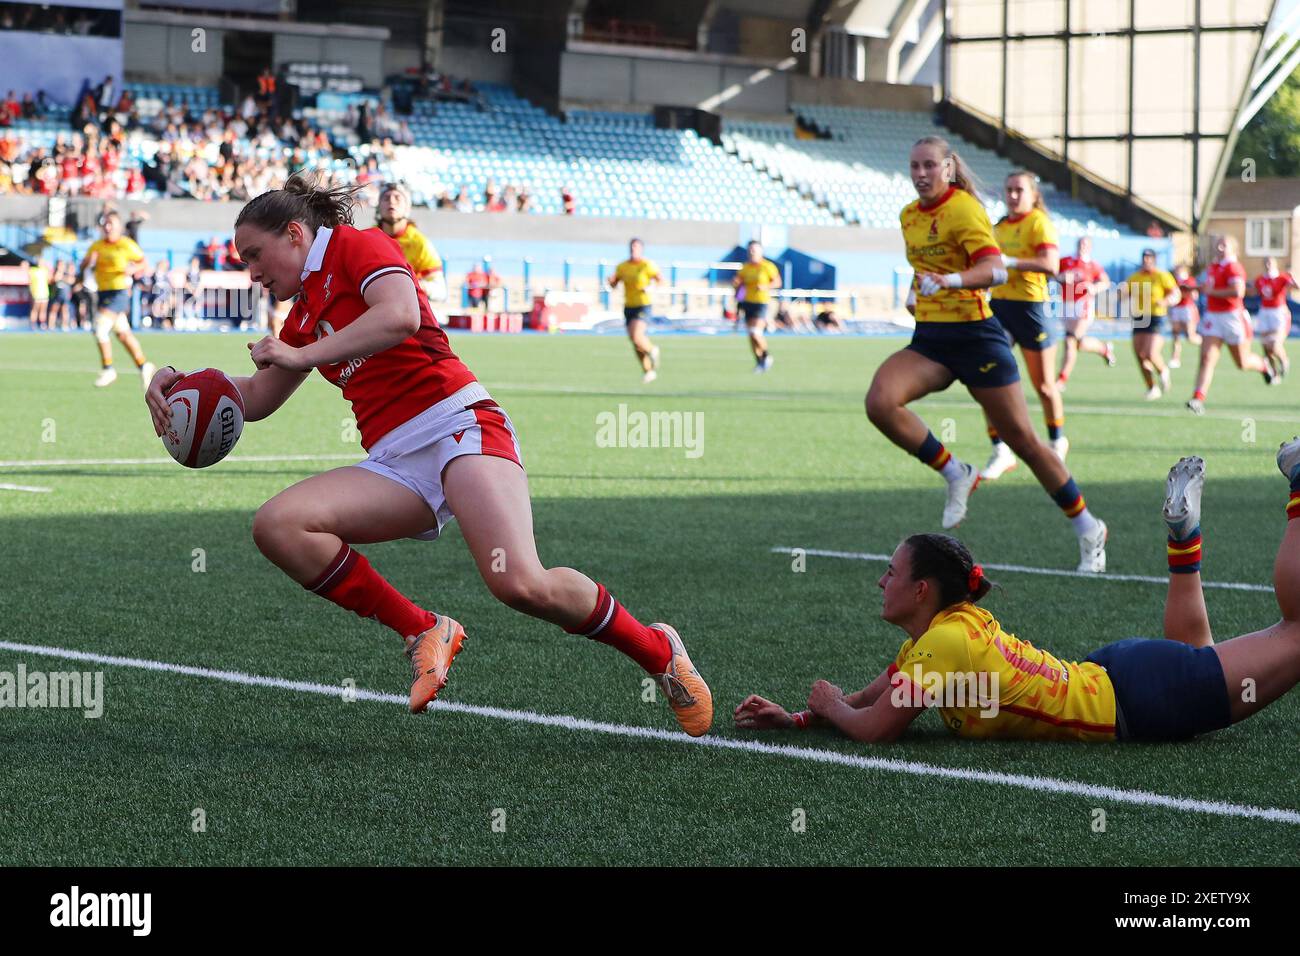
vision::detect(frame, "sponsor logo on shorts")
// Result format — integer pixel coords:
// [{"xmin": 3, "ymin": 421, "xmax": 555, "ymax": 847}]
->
[{"xmin": 980, "ymin": 362, "xmax": 997, "ymax": 373}]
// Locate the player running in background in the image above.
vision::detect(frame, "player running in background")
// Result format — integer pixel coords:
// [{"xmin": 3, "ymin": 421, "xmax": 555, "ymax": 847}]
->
[
  {"xmin": 1120, "ymin": 249, "xmax": 1178, "ymax": 400},
  {"xmin": 27, "ymin": 257, "xmax": 50, "ymax": 329},
  {"xmin": 1252, "ymin": 256, "xmax": 1295, "ymax": 380},
  {"xmin": 733, "ymin": 239, "xmax": 781, "ymax": 372},
  {"xmin": 1187, "ymin": 235, "xmax": 1273, "ymax": 414},
  {"xmin": 865, "ymin": 136, "xmax": 1108, "ymax": 572},
  {"xmin": 78, "ymin": 210, "xmax": 155, "ymax": 388},
  {"xmin": 1054, "ymin": 236, "xmax": 1115, "ymax": 390},
  {"xmin": 142, "ymin": 175, "xmax": 713, "ymax": 736},
  {"xmin": 608, "ymin": 238, "xmax": 662, "ymax": 383},
  {"xmin": 374, "ymin": 182, "xmax": 446, "ymax": 303},
  {"xmin": 1168, "ymin": 263, "xmax": 1200, "ymax": 369},
  {"xmin": 736, "ymin": 447, "xmax": 1300, "ymax": 743},
  {"xmin": 981, "ymin": 170, "xmax": 1066, "ymax": 480}
]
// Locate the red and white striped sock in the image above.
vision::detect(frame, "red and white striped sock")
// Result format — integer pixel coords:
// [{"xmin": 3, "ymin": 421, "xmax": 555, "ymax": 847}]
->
[
  {"xmin": 567, "ymin": 583, "xmax": 671, "ymax": 674},
  {"xmin": 306, "ymin": 544, "xmax": 438, "ymax": 641}
]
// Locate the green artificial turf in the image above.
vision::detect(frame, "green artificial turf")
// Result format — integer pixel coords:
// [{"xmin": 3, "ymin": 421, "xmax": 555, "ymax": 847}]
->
[{"xmin": 0, "ymin": 330, "xmax": 1297, "ymax": 865}]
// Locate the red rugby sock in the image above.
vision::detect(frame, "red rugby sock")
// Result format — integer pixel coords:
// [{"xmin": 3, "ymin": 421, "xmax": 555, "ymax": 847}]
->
[
  {"xmin": 306, "ymin": 544, "xmax": 438, "ymax": 640},
  {"xmin": 568, "ymin": 583, "xmax": 671, "ymax": 674}
]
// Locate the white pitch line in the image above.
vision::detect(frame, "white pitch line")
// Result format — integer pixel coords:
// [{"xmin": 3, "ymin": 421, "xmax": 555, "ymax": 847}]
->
[
  {"xmin": 0, "ymin": 482, "xmax": 51, "ymax": 493},
  {"xmin": 771, "ymin": 546, "xmax": 1274, "ymax": 593},
  {"xmin": 0, "ymin": 638, "xmax": 1296, "ymax": 826},
  {"xmin": 0, "ymin": 454, "xmax": 362, "ymax": 469}
]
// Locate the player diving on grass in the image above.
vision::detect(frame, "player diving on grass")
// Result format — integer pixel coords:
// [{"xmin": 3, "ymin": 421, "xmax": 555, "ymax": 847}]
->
[
  {"xmin": 736, "ymin": 444, "xmax": 1300, "ymax": 743},
  {"xmin": 608, "ymin": 238, "xmax": 662, "ymax": 383},
  {"xmin": 865, "ymin": 136, "xmax": 1108, "ymax": 572},
  {"xmin": 142, "ymin": 174, "xmax": 713, "ymax": 736}
]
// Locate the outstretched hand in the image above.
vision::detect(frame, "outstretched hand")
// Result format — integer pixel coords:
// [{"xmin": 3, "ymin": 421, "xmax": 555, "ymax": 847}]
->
[{"xmin": 733, "ymin": 694, "xmax": 794, "ymax": 730}]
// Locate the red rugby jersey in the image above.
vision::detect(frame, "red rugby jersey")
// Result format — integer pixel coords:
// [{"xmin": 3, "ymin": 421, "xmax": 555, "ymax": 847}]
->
[
  {"xmin": 1177, "ymin": 274, "xmax": 1198, "ymax": 307},
  {"xmin": 1205, "ymin": 260, "xmax": 1245, "ymax": 313},
  {"xmin": 1057, "ymin": 256, "xmax": 1106, "ymax": 304},
  {"xmin": 1255, "ymin": 273, "xmax": 1294, "ymax": 308},
  {"xmin": 279, "ymin": 224, "xmax": 476, "ymax": 450}
]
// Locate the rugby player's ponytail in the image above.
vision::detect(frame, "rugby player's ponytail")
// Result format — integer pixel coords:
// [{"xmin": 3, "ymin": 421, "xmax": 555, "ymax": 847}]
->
[
  {"xmin": 904, "ymin": 533, "xmax": 996, "ymax": 608},
  {"xmin": 235, "ymin": 171, "xmax": 360, "ymax": 234},
  {"xmin": 914, "ymin": 135, "xmax": 985, "ymax": 202}
]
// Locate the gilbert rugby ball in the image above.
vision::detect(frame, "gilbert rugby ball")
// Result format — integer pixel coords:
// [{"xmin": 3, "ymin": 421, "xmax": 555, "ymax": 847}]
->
[{"xmin": 163, "ymin": 368, "xmax": 245, "ymax": 469}]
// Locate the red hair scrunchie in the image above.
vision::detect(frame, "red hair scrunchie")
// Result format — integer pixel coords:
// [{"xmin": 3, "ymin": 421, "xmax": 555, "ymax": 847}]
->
[{"xmin": 968, "ymin": 565, "xmax": 984, "ymax": 593}]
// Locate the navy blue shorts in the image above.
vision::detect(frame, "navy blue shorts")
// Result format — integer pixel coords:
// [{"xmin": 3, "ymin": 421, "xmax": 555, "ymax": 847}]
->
[
  {"xmin": 992, "ymin": 299, "xmax": 1054, "ymax": 351},
  {"xmin": 624, "ymin": 305, "xmax": 651, "ymax": 324},
  {"xmin": 1131, "ymin": 314, "xmax": 1166, "ymax": 336},
  {"xmin": 907, "ymin": 319, "xmax": 1021, "ymax": 389},
  {"xmin": 1085, "ymin": 638, "xmax": 1232, "ymax": 741},
  {"xmin": 740, "ymin": 301, "xmax": 768, "ymax": 322},
  {"xmin": 97, "ymin": 289, "xmax": 131, "ymax": 314}
]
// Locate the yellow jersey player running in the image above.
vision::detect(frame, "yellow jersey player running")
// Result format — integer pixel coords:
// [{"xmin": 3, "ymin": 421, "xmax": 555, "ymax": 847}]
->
[
  {"xmin": 733, "ymin": 240, "xmax": 781, "ymax": 372},
  {"xmin": 981, "ymin": 170, "xmax": 1067, "ymax": 480},
  {"xmin": 608, "ymin": 238, "xmax": 662, "ymax": 383},
  {"xmin": 1121, "ymin": 249, "xmax": 1179, "ymax": 400},
  {"xmin": 865, "ymin": 136, "xmax": 1107, "ymax": 572},
  {"xmin": 738, "ymin": 445, "xmax": 1300, "ymax": 743},
  {"xmin": 78, "ymin": 210, "xmax": 154, "ymax": 388},
  {"xmin": 374, "ymin": 182, "xmax": 447, "ymax": 303}
]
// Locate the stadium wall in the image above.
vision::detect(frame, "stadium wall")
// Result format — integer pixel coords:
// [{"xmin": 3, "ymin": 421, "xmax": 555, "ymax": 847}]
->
[
  {"xmin": 0, "ymin": 33, "xmax": 123, "ymax": 104},
  {"xmin": 559, "ymin": 42, "xmax": 790, "ymax": 113},
  {"xmin": 440, "ymin": 44, "xmax": 514, "ymax": 87},
  {"xmin": 121, "ymin": 9, "xmax": 389, "ymax": 87}
]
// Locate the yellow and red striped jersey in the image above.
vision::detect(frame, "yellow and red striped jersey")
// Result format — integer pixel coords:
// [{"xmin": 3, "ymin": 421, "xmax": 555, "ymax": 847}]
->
[
  {"xmin": 900, "ymin": 186, "xmax": 1001, "ymax": 323},
  {"xmin": 992, "ymin": 207, "xmax": 1058, "ymax": 302},
  {"xmin": 890, "ymin": 602, "xmax": 1117, "ymax": 741}
]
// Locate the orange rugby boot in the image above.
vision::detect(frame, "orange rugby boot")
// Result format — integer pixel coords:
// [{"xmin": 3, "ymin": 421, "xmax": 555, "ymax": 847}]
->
[
  {"xmin": 404, "ymin": 615, "xmax": 466, "ymax": 713},
  {"xmin": 650, "ymin": 623, "xmax": 713, "ymax": 737}
]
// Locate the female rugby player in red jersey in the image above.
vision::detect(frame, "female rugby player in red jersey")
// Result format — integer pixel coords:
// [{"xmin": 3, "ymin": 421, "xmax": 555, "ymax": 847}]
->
[
  {"xmin": 143, "ymin": 175, "xmax": 713, "ymax": 736},
  {"xmin": 1168, "ymin": 263, "xmax": 1200, "ymax": 369},
  {"xmin": 736, "ymin": 446, "xmax": 1300, "ymax": 744},
  {"xmin": 865, "ymin": 137, "xmax": 1108, "ymax": 573},
  {"xmin": 1054, "ymin": 235, "xmax": 1115, "ymax": 390},
  {"xmin": 1252, "ymin": 256, "xmax": 1295, "ymax": 380},
  {"xmin": 1187, "ymin": 235, "xmax": 1273, "ymax": 415}
]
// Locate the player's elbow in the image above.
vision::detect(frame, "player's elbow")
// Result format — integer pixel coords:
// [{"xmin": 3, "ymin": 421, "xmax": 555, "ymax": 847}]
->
[{"xmin": 394, "ymin": 303, "xmax": 420, "ymax": 336}]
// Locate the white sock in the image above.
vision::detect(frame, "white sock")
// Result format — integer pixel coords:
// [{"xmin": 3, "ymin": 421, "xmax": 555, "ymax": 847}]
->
[
  {"xmin": 941, "ymin": 457, "xmax": 967, "ymax": 483},
  {"xmin": 1071, "ymin": 508, "xmax": 1101, "ymax": 536}
]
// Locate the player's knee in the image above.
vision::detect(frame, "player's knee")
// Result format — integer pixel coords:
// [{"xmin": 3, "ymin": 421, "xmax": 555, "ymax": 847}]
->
[
  {"xmin": 864, "ymin": 384, "xmax": 895, "ymax": 426},
  {"xmin": 997, "ymin": 422, "xmax": 1039, "ymax": 454},
  {"xmin": 251, "ymin": 497, "xmax": 305, "ymax": 559},
  {"xmin": 487, "ymin": 570, "xmax": 552, "ymax": 615},
  {"xmin": 1035, "ymin": 378, "xmax": 1056, "ymax": 401}
]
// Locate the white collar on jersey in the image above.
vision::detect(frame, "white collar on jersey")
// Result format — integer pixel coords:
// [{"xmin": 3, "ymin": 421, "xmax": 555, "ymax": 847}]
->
[{"xmin": 300, "ymin": 226, "xmax": 334, "ymax": 282}]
